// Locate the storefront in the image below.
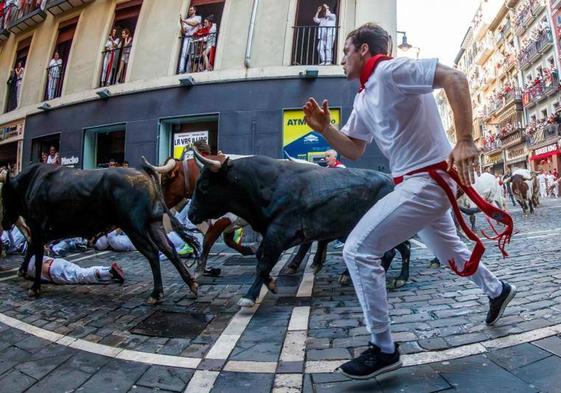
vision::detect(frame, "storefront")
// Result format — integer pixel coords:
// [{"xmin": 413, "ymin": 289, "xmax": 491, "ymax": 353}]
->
[
  {"xmin": 23, "ymin": 78, "xmax": 389, "ymax": 171},
  {"xmin": 0, "ymin": 119, "xmax": 24, "ymax": 172},
  {"xmin": 529, "ymin": 141, "xmax": 561, "ymax": 172},
  {"xmin": 482, "ymin": 151, "xmax": 504, "ymax": 176},
  {"xmin": 505, "ymin": 143, "xmax": 528, "ymax": 172}
]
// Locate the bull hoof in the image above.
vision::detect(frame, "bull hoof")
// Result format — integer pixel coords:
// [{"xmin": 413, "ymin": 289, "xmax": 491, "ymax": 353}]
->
[
  {"xmin": 393, "ymin": 279, "xmax": 407, "ymax": 289},
  {"xmin": 238, "ymin": 297, "xmax": 255, "ymax": 307},
  {"xmin": 189, "ymin": 281, "xmax": 199, "ymax": 297},
  {"xmin": 266, "ymin": 278, "xmax": 277, "ymax": 294},
  {"xmin": 338, "ymin": 273, "xmax": 351, "ymax": 286},
  {"xmin": 28, "ymin": 287, "xmax": 41, "ymax": 297},
  {"xmin": 429, "ymin": 259, "xmax": 441, "ymax": 269},
  {"xmin": 147, "ymin": 292, "xmax": 164, "ymax": 305},
  {"xmin": 287, "ymin": 265, "xmax": 298, "ymax": 274}
]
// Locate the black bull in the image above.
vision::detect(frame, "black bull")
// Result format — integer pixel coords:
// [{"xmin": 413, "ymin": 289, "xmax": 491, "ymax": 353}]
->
[
  {"xmin": 188, "ymin": 153, "xmax": 410, "ymax": 306},
  {"xmin": 0, "ymin": 162, "xmax": 201, "ymax": 304}
]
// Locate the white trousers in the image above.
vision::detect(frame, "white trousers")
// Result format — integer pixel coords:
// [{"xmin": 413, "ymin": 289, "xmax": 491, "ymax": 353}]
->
[
  {"xmin": 179, "ymin": 37, "xmax": 193, "ymax": 73},
  {"xmin": 107, "ymin": 231, "xmax": 136, "ymax": 251},
  {"xmin": 28, "ymin": 256, "xmax": 112, "ymax": 284},
  {"xmin": 317, "ymin": 36, "xmax": 335, "ymax": 64},
  {"xmin": 539, "ymin": 182, "xmax": 547, "ymax": 198},
  {"xmin": 343, "ymin": 173, "xmax": 503, "ymax": 334}
]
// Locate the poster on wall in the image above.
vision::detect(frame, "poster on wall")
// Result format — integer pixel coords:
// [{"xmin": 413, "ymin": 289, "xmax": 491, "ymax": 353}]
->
[
  {"xmin": 173, "ymin": 130, "xmax": 209, "ymax": 159},
  {"xmin": 282, "ymin": 109, "xmax": 340, "ymax": 162}
]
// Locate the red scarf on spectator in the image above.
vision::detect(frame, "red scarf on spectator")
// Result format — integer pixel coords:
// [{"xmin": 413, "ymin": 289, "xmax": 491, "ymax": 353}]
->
[{"xmin": 359, "ymin": 54, "xmax": 392, "ymax": 92}]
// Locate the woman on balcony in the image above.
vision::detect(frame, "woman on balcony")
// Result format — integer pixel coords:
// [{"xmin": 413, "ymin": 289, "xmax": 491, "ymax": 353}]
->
[
  {"xmin": 46, "ymin": 51, "xmax": 62, "ymax": 100},
  {"xmin": 313, "ymin": 3, "xmax": 336, "ymax": 65},
  {"xmin": 14, "ymin": 61, "xmax": 24, "ymax": 104},
  {"xmin": 101, "ymin": 28, "xmax": 120, "ymax": 86},
  {"xmin": 202, "ymin": 15, "xmax": 217, "ymax": 72},
  {"xmin": 117, "ymin": 28, "xmax": 133, "ymax": 84}
]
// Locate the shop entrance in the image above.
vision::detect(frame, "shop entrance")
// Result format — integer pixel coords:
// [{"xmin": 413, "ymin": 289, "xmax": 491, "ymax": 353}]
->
[
  {"xmin": 0, "ymin": 141, "xmax": 19, "ymax": 169},
  {"xmin": 83, "ymin": 124, "xmax": 126, "ymax": 168},
  {"xmin": 31, "ymin": 133, "xmax": 60, "ymax": 164},
  {"xmin": 158, "ymin": 115, "xmax": 218, "ymax": 164}
]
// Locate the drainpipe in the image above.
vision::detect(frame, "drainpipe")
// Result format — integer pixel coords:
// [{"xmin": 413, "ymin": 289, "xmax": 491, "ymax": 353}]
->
[{"xmin": 244, "ymin": 0, "xmax": 260, "ymax": 69}]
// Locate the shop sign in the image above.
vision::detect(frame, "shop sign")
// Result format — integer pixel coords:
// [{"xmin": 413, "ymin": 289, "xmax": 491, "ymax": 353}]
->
[
  {"xmin": 283, "ymin": 109, "xmax": 340, "ymax": 162},
  {"xmin": 533, "ymin": 143, "xmax": 558, "ymax": 156},
  {"xmin": 506, "ymin": 145, "xmax": 526, "ymax": 161},
  {"xmin": 61, "ymin": 156, "xmax": 80, "ymax": 167},
  {"xmin": 0, "ymin": 122, "xmax": 23, "ymax": 141},
  {"xmin": 173, "ymin": 131, "xmax": 208, "ymax": 159}
]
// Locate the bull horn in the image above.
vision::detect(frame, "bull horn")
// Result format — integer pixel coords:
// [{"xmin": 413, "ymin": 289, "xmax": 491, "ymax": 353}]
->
[
  {"xmin": 0, "ymin": 169, "xmax": 6, "ymax": 183},
  {"xmin": 144, "ymin": 157, "xmax": 176, "ymax": 174},
  {"xmin": 192, "ymin": 146, "xmax": 221, "ymax": 172},
  {"xmin": 460, "ymin": 206, "xmax": 481, "ymax": 215}
]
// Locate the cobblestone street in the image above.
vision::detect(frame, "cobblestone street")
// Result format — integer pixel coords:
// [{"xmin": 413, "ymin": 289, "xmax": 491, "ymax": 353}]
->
[{"xmin": 1, "ymin": 198, "xmax": 561, "ymax": 392}]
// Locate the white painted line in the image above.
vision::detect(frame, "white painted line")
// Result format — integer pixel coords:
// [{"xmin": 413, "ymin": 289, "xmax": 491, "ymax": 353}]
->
[
  {"xmin": 0, "ymin": 274, "xmax": 18, "ymax": 282},
  {"xmin": 0, "ymin": 267, "xmax": 19, "ymax": 273},
  {"xmin": 70, "ymin": 251, "xmax": 111, "ymax": 262},
  {"xmin": 116, "ymin": 349, "xmax": 201, "ymax": 369},
  {"xmin": 279, "ymin": 331, "xmax": 307, "ymax": 362},
  {"xmin": 223, "ymin": 360, "xmax": 278, "ymax": 373},
  {"xmin": 296, "ymin": 253, "xmax": 315, "ymax": 298},
  {"xmin": 183, "ymin": 370, "xmax": 219, "ymax": 393},
  {"xmin": 482, "ymin": 325, "xmax": 561, "ymax": 350},
  {"xmin": 287, "ymin": 306, "xmax": 310, "ymax": 331},
  {"xmin": 518, "ymin": 228, "xmax": 561, "ymax": 236},
  {"xmin": 68, "ymin": 339, "xmax": 122, "ymax": 357},
  {"xmin": 410, "ymin": 239, "xmax": 427, "ymax": 249},
  {"xmin": 524, "ymin": 234, "xmax": 558, "ymax": 240},
  {"xmin": 401, "ymin": 343, "xmax": 487, "ymax": 367},
  {"xmin": 272, "ymin": 374, "xmax": 302, "ymax": 393},
  {"xmin": 204, "ymin": 252, "xmax": 293, "ymax": 360}
]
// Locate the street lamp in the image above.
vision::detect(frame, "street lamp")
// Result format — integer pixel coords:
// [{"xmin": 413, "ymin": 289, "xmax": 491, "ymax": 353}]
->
[{"xmin": 396, "ymin": 30, "xmax": 412, "ymax": 51}]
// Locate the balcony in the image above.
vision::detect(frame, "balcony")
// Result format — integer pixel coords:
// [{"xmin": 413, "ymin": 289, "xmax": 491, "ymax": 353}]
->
[
  {"xmin": 500, "ymin": 128, "xmax": 526, "ymax": 148},
  {"xmin": 5, "ymin": 2, "xmax": 47, "ymax": 35},
  {"xmin": 528, "ymin": 124, "xmax": 560, "ymax": 146},
  {"xmin": 99, "ymin": 43, "xmax": 133, "ymax": 86},
  {"xmin": 522, "ymin": 75, "xmax": 559, "ymax": 108},
  {"xmin": 552, "ymin": 0, "xmax": 561, "ymax": 11},
  {"xmin": 475, "ymin": 37, "xmax": 494, "ymax": 65},
  {"xmin": 176, "ymin": 32, "xmax": 218, "ymax": 74},
  {"xmin": 518, "ymin": 31, "xmax": 553, "ymax": 70},
  {"xmin": 292, "ymin": 26, "xmax": 339, "ymax": 66},
  {"xmin": 44, "ymin": 61, "xmax": 65, "ymax": 101},
  {"xmin": 45, "ymin": 0, "xmax": 95, "ymax": 16}
]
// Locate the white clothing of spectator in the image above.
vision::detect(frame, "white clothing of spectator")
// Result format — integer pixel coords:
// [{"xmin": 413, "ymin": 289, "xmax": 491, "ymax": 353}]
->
[
  {"xmin": 46, "ymin": 52, "xmax": 63, "ymax": 100},
  {"xmin": 178, "ymin": 6, "xmax": 202, "ymax": 73},
  {"xmin": 313, "ymin": 4, "xmax": 336, "ymax": 65}
]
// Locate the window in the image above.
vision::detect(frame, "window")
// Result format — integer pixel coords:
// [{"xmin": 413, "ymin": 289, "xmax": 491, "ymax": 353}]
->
[
  {"xmin": 0, "ymin": 141, "xmax": 19, "ymax": 170},
  {"xmin": 158, "ymin": 115, "xmax": 218, "ymax": 164},
  {"xmin": 83, "ymin": 124, "xmax": 126, "ymax": 168},
  {"xmin": 45, "ymin": 17, "xmax": 78, "ymax": 101},
  {"xmin": 541, "ymin": 109, "xmax": 548, "ymax": 118},
  {"xmin": 31, "ymin": 134, "xmax": 61, "ymax": 164},
  {"xmin": 177, "ymin": 0, "xmax": 224, "ymax": 74},
  {"xmin": 292, "ymin": 0, "xmax": 339, "ymax": 66},
  {"xmin": 4, "ymin": 37, "xmax": 31, "ymax": 113},
  {"xmin": 99, "ymin": 0, "xmax": 143, "ymax": 86}
]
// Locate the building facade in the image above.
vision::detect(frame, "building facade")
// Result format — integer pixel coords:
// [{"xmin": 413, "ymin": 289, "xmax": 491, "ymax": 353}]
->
[
  {"xmin": 450, "ymin": 0, "xmax": 561, "ymax": 176},
  {"xmin": 0, "ymin": 0, "xmax": 396, "ymax": 173}
]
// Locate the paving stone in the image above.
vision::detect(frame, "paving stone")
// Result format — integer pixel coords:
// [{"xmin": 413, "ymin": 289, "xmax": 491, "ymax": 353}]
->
[
  {"xmin": 136, "ymin": 366, "xmax": 193, "ymax": 392},
  {"xmin": 375, "ymin": 364, "xmax": 451, "ymax": 393},
  {"xmin": 418, "ymin": 338, "xmax": 449, "ymax": 351},
  {"xmin": 307, "ymin": 348, "xmax": 352, "ymax": 361},
  {"xmin": 486, "ymin": 343, "xmax": 552, "ymax": 371},
  {"xmin": 0, "ymin": 369, "xmax": 37, "ymax": 393},
  {"xmin": 434, "ymin": 354, "xmax": 537, "ymax": 393},
  {"xmin": 211, "ymin": 372, "xmax": 274, "ymax": 393},
  {"xmin": 511, "ymin": 354, "xmax": 561, "ymax": 392},
  {"xmin": 532, "ymin": 335, "xmax": 561, "ymax": 357}
]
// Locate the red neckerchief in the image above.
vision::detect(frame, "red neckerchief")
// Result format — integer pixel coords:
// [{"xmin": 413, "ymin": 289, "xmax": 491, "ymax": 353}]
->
[{"xmin": 359, "ymin": 54, "xmax": 393, "ymax": 92}]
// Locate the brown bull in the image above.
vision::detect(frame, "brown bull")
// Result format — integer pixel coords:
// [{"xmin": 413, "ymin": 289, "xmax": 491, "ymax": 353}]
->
[
  {"xmin": 146, "ymin": 156, "xmax": 254, "ymax": 271},
  {"xmin": 510, "ymin": 174, "xmax": 535, "ymax": 215}
]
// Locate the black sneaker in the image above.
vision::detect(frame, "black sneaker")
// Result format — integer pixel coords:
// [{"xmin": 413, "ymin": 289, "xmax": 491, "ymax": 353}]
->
[
  {"xmin": 486, "ymin": 281, "xmax": 516, "ymax": 326},
  {"xmin": 338, "ymin": 343, "xmax": 401, "ymax": 380}
]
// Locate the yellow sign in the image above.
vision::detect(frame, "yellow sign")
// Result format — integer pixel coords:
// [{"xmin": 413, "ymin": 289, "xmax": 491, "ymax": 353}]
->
[{"xmin": 282, "ymin": 109, "xmax": 340, "ymax": 161}]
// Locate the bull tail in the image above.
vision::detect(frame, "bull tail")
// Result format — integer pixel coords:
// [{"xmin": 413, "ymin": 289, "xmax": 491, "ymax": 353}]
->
[{"xmin": 140, "ymin": 157, "xmax": 201, "ymax": 257}]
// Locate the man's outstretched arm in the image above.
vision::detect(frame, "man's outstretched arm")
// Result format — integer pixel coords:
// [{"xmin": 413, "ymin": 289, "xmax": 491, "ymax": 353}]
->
[{"xmin": 303, "ymin": 98, "xmax": 367, "ymax": 160}]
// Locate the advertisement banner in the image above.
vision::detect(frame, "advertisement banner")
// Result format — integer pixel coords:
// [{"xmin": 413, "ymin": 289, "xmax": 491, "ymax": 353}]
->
[
  {"xmin": 282, "ymin": 109, "xmax": 340, "ymax": 162},
  {"xmin": 173, "ymin": 131, "xmax": 208, "ymax": 159}
]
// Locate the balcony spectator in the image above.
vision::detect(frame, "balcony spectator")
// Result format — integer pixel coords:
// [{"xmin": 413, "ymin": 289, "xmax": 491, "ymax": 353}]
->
[
  {"xmin": 46, "ymin": 51, "xmax": 62, "ymax": 100},
  {"xmin": 40, "ymin": 151, "xmax": 48, "ymax": 163},
  {"xmin": 116, "ymin": 28, "xmax": 133, "ymax": 84},
  {"xmin": 178, "ymin": 6, "xmax": 201, "ymax": 74},
  {"xmin": 202, "ymin": 15, "xmax": 217, "ymax": 71},
  {"xmin": 108, "ymin": 158, "xmax": 117, "ymax": 168},
  {"xmin": 14, "ymin": 61, "xmax": 24, "ymax": 104},
  {"xmin": 6, "ymin": 69, "xmax": 17, "ymax": 110},
  {"xmin": 101, "ymin": 28, "xmax": 120, "ymax": 86},
  {"xmin": 46, "ymin": 145, "xmax": 60, "ymax": 166},
  {"xmin": 313, "ymin": 3, "xmax": 336, "ymax": 65}
]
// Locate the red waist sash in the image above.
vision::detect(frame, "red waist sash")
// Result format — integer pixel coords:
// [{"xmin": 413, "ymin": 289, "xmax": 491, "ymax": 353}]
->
[{"xmin": 393, "ymin": 161, "xmax": 513, "ymax": 277}]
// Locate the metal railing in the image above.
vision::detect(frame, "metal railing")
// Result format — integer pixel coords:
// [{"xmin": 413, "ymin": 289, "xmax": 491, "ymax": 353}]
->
[
  {"xmin": 176, "ymin": 32, "xmax": 217, "ymax": 74},
  {"xmin": 528, "ymin": 123, "xmax": 560, "ymax": 145},
  {"xmin": 44, "ymin": 61, "xmax": 65, "ymax": 100},
  {"xmin": 518, "ymin": 30, "xmax": 553, "ymax": 68},
  {"xmin": 522, "ymin": 75, "xmax": 559, "ymax": 107},
  {"xmin": 1, "ymin": 1, "xmax": 44, "ymax": 30},
  {"xmin": 99, "ymin": 44, "xmax": 132, "ymax": 87},
  {"xmin": 291, "ymin": 26, "xmax": 338, "ymax": 66}
]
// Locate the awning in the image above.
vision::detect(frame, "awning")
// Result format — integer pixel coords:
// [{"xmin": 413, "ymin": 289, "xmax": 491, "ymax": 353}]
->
[{"xmin": 530, "ymin": 148, "xmax": 560, "ymax": 161}]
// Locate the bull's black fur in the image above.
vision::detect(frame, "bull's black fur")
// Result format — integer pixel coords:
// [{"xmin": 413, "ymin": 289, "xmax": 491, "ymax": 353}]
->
[
  {"xmin": 1, "ymin": 163, "xmax": 201, "ymax": 303},
  {"xmin": 188, "ymin": 155, "xmax": 411, "ymax": 305}
]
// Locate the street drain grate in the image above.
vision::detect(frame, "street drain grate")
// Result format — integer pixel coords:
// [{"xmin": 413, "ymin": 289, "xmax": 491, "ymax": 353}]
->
[
  {"xmin": 223, "ymin": 256, "xmax": 258, "ymax": 266},
  {"xmin": 130, "ymin": 310, "xmax": 215, "ymax": 339}
]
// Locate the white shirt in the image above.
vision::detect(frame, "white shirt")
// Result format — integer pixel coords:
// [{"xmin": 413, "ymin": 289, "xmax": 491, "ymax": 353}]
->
[
  {"xmin": 341, "ymin": 57, "xmax": 451, "ymax": 177},
  {"xmin": 537, "ymin": 173, "xmax": 547, "ymax": 184},
  {"xmin": 47, "ymin": 153, "xmax": 59, "ymax": 164},
  {"xmin": 546, "ymin": 174, "xmax": 555, "ymax": 184},
  {"xmin": 182, "ymin": 15, "xmax": 201, "ymax": 37}
]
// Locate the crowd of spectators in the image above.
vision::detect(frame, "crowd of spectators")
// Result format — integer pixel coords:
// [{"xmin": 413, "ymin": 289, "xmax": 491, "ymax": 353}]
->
[
  {"xmin": 101, "ymin": 26, "xmax": 134, "ymax": 86},
  {"xmin": 513, "ymin": 0, "xmax": 545, "ymax": 29},
  {"xmin": 0, "ymin": 0, "xmax": 47, "ymax": 31}
]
